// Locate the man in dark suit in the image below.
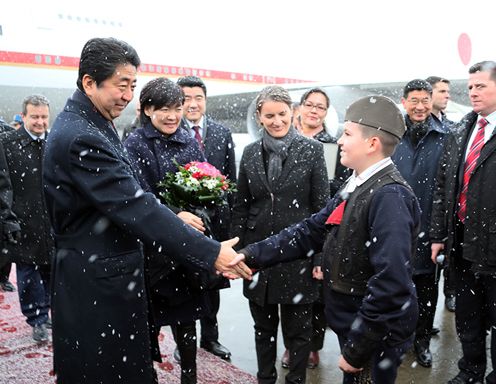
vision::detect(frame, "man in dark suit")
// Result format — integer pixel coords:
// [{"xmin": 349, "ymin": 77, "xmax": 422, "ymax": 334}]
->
[
  {"xmin": 425, "ymin": 75, "xmax": 457, "ymax": 313},
  {"xmin": 42, "ymin": 37, "xmax": 250, "ymax": 384},
  {"xmin": 0, "ymin": 95, "xmax": 53, "ymax": 342},
  {"xmin": 0, "ymin": 119, "xmax": 16, "ymax": 293},
  {"xmin": 430, "ymin": 61, "xmax": 496, "ymax": 384},
  {"xmin": 177, "ymin": 75, "xmax": 236, "ymax": 360}
]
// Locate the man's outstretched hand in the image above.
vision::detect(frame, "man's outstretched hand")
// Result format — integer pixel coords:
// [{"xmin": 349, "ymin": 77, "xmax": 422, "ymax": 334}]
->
[{"xmin": 214, "ymin": 237, "xmax": 252, "ymax": 280}]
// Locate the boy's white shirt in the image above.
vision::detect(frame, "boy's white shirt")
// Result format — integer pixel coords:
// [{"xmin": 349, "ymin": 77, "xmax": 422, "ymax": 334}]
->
[{"xmin": 343, "ymin": 157, "xmax": 393, "ymax": 194}]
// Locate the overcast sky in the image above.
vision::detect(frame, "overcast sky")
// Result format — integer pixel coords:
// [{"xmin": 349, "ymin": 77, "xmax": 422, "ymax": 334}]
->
[{"xmin": 3, "ymin": 0, "xmax": 496, "ymax": 85}]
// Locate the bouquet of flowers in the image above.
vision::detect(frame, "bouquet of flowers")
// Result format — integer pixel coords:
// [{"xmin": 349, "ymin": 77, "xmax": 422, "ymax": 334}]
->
[{"xmin": 158, "ymin": 160, "xmax": 236, "ymax": 210}]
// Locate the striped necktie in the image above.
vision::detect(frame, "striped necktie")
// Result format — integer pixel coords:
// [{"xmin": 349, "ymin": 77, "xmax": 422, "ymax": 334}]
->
[
  {"xmin": 193, "ymin": 126, "xmax": 204, "ymax": 150},
  {"xmin": 457, "ymin": 118, "xmax": 488, "ymax": 222}
]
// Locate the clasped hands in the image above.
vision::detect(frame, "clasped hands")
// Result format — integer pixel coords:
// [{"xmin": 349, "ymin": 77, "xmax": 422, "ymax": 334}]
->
[
  {"xmin": 177, "ymin": 212, "xmax": 251, "ymax": 280},
  {"xmin": 214, "ymin": 237, "xmax": 252, "ymax": 280}
]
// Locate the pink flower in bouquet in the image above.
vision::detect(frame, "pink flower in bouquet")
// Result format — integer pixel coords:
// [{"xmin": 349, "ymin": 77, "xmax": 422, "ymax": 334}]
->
[
  {"xmin": 184, "ymin": 161, "xmax": 222, "ymax": 179},
  {"xmin": 158, "ymin": 160, "xmax": 236, "ymax": 209}
]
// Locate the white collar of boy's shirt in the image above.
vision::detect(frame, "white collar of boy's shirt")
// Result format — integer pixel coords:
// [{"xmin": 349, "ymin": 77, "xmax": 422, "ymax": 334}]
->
[
  {"xmin": 186, "ymin": 116, "xmax": 205, "ymax": 134},
  {"xmin": 23, "ymin": 126, "xmax": 46, "ymax": 141},
  {"xmin": 343, "ymin": 157, "xmax": 393, "ymax": 194}
]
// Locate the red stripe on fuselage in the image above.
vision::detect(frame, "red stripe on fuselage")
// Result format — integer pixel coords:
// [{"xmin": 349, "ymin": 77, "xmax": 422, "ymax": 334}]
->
[{"xmin": 0, "ymin": 50, "xmax": 311, "ymax": 85}]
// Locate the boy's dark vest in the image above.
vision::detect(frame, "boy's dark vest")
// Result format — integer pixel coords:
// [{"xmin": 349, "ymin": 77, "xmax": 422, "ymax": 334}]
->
[{"xmin": 323, "ymin": 164, "xmax": 413, "ymax": 296}]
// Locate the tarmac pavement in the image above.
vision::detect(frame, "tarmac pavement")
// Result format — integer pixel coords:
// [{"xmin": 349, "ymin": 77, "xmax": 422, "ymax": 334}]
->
[{"xmin": 217, "ymin": 278, "xmax": 490, "ymax": 384}]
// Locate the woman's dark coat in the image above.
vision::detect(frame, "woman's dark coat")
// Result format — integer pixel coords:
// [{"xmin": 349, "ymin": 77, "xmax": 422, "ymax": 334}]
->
[
  {"xmin": 124, "ymin": 122, "xmax": 212, "ymax": 325},
  {"xmin": 232, "ymin": 134, "xmax": 328, "ymax": 306}
]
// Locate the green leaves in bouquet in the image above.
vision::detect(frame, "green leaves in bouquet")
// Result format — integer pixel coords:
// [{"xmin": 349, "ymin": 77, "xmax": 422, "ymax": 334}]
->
[{"xmin": 157, "ymin": 159, "xmax": 236, "ymax": 210}]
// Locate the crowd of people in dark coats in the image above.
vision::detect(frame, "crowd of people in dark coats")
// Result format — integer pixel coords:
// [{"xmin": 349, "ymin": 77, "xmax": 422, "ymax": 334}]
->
[{"xmin": 2, "ymin": 35, "xmax": 496, "ymax": 384}]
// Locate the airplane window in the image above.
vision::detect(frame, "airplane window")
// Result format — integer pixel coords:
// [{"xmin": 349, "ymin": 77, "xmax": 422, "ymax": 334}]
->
[{"xmin": 35, "ymin": 55, "xmax": 42, "ymax": 64}]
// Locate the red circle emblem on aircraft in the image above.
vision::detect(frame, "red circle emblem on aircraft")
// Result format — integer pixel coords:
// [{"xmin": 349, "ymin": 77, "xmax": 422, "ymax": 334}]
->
[{"xmin": 458, "ymin": 33, "xmax": 472, "ymax": 66}]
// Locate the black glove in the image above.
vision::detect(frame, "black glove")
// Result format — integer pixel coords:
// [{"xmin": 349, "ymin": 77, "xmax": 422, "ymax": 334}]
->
[{"xmin": 6, "ymin": 230, "xmax": 21, "ymax": 244}]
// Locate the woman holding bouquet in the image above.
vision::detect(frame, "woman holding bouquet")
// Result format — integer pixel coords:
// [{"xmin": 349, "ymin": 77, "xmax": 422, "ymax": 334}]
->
[
  {"xmin": 124, "ymin": 77, "xmax": 208, "ymax": 384},
  {"xmin": 232, "ymin": 85, "xmax": 329, "ymax": 384}
]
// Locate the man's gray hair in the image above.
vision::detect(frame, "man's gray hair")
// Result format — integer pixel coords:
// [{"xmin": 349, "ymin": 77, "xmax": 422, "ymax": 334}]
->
[{"xmin": 22, "ymin": 94, "xmax": 50, "ymax": 115}]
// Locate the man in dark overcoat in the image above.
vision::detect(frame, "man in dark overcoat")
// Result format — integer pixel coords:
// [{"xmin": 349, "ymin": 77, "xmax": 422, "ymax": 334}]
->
[
  {"xmin": 430, "ymin": 61, "xmax": 496, "ymax": 384},
  {"xmin": 178, "ymin": 75, "xmax": 237, "ymax": 359},
  {"xmin": 0, "ymin": 95, "xmax": 53, "ymax": 342},
  {"xmin": 42, "ymin": 37, "xmax": 250, "ymax": 384},
  {"xmin": 391, "ymin": 79, "xmax": 450, "ymax": 368},
  {"xmin": 0, "ymin": 119, "xmax": 16, "ymax": 293}
]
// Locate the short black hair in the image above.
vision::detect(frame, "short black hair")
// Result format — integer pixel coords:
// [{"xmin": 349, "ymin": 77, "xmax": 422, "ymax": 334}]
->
[
  {"xmin": 403, "ymin": 79, "xmax": 432, "ymax": 98},
  {"xmin": 177, "ymin": 76, "xmax": 207, "ymax": 97},
  {"xmin": 300, "ymin": 87, "xmax": 330, "ymax": 108},
  {"xmin": 77, "ymin": 37, "xmax": 141, "ymax": 93},
  {"xmin": 139, "ymin": 78, "xmax": 184, "ymax": 125},
  {"xmin": 469, "ymin": 61, "xmax": 496, "ymax": 82},
  {"xmin": 425, "ymin": 76, "xmax": 450, "ymax": 87}
]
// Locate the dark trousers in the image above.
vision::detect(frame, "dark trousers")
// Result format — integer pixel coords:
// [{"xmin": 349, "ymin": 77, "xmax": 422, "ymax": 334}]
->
[
  {"xmin": 455, "ymin": 256, "xmax": 496, "ymax": 382},
  {"xmin": 0, "ymin": 261, "xmax": 12, "ymax": 282},
  {"xmin": 249, "ymin": 300, "xmax": 312, "ymax": 384},
  {"xmin": 338, "ymin": 335, "xmax": 411, "ymax": 384},
  {"xmin": 283, "ymin": 291, "xmax": 326, "ymax": 352},
  {"xmin": 310, "ymin": 301, "xmax": 326, "ymax": 351},
  {"xmin": 16, "ymin": 263, "xmax": 50, "ymax": 326},
  {"xmin": 171, "ymin": 322, "xmax": 197, "ymax": 384},
  {"xmin": 412, "ymin": 273, "xmax": 439, "ymax": 348},
  {"xmin": 453, "ymin": 218, "xmax": 496, "ymax": 383},
  {"xmin": 200, "ymin": 289, "xmax": 219, "ymax": 342},
  {"xmin": 443, "ymin": 263, "xmax": 456, "ymax": 298}
]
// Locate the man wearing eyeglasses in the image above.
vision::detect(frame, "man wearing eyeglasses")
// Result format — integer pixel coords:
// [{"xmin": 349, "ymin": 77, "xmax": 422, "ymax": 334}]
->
[{"xmin": 391, "ymin": 79, "xmax": 451, "ymax": 369}]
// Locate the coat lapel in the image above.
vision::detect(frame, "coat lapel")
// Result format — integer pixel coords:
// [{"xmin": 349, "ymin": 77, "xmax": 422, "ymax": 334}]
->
[
  {"xmin": 252, "ymin": 141, "xmax": 271, "ymax": 192},
  {"xmin": 478, "ymin": 131, "xmax": 496, "ymax": 170}
]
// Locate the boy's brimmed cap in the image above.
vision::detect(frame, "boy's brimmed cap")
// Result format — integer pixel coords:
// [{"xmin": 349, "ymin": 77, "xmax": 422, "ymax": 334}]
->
[{"xmin": 344, "ymin": 96, "xmax": 406, "ymax": 139}]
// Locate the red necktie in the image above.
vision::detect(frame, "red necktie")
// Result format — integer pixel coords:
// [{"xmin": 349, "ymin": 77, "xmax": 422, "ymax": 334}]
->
[
  {"xmin": 457, "ymin": 118, "xmax": 488, "ymax": 222},
  {"xmin": 193, "ymin": 126, "xmax": 204, "ymax": 150}
]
